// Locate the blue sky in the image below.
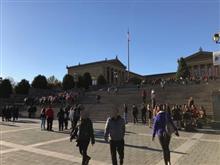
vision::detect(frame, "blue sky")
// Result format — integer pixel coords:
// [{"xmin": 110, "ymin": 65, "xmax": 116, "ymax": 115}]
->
[{"xmin": 0, "ymin": 0, "xmax": 220, "ymax": 83}]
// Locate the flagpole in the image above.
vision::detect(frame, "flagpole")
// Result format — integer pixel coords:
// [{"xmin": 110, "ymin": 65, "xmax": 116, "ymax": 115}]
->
[{"xmin": 127, "ymin": 30, "xmax": 130, "ymax": 82}]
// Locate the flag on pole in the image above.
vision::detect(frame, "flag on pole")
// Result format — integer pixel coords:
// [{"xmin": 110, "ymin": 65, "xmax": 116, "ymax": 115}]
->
[{"xmin": 213, "ymin": 51, "xmax": 220, "ymax": 66}]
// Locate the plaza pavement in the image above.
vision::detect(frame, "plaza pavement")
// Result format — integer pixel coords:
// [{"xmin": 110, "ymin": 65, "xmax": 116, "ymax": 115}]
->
[{"xmin": 0, "ymin": 118, "xmax": 220, "ymax": 165}]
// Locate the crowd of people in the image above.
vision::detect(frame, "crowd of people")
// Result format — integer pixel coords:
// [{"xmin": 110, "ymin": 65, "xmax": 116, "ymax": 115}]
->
[
  {"xmin": 24, "ymin": 91, "xmax": 80, "ymax": 106},
  {"xmin": 126, "ymin": 92, "xmax": 207, "ymax": 131},
  {"xmin": 0, "ymin": 87, "xmax": 210, "ymax": 165},
  {"xmin": 144, "ymin": 75, "xmax": 218, "ymax": 87},
  {"xmin": 1, "ymin": 105, "xmax": 19, "ymax": 122},
  {"xmin": 39, "ymin": 104, "xmax": 83, "ymax": 132}
]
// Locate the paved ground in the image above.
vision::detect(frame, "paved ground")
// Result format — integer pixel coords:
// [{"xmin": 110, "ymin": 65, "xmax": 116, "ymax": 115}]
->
[{"xmin": 1, "ymin": 118, "xmax": 220, "ymax": 165}]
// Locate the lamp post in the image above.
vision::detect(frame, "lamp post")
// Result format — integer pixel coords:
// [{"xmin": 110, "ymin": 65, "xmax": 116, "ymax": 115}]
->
[{"xmin": 213, "ymin": 32, "xmax": 220, "ymax": 44}]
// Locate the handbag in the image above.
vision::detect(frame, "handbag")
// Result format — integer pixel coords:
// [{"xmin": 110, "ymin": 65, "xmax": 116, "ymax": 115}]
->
[{"xmin": 165, "ymin": 113, "xmax": 175, "ymax": 135}]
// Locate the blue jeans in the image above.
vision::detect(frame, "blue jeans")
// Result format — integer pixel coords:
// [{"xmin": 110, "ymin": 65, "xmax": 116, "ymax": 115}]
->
[
  {"xmin": 124, "ymin": 113, "xmax": 128, "ymax": 124},
  {"xmin": 41, "ymin": 117, "xmax": 46, "ymax": 130}
]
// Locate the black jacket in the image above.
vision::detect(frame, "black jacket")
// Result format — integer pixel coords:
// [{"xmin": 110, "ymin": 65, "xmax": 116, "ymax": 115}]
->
[{"xmin": 73, "ymin": 118, "xmax": 95, "ymax": 144}]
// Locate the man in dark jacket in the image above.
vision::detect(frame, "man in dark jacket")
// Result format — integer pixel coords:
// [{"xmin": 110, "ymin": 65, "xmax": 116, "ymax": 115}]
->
[
  {"xmin": 57, "ymin": 107, "xmax": 64, "ymax": 131},
  {"xmin": 71, "ymin": 110, "xmax": 95, "ymax": 165},
  {"xmin": 64, "ymin": 106, "xmax": 70, "ymax": 130},
  {"xmin": 132, "ymin": 104, "xmax": 138, "ymax": 124},
  {"xmin": 104, "ymin": 107, "xmax": 125, "ymax": 165}
]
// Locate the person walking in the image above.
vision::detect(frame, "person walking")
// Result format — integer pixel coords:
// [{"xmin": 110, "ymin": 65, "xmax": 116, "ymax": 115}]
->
[
  {"xmin": 147, "ymin": 104, "xmax": 152, "ymax": 128},
  {"xmin": 69, "ymin": 105, "xmax": 81, "ymax": 130},
  {"xmin": 104, "ymin": 107, "xmax": 125, "ymax": 165},
  {"xmin": 151, "ymin": 90, "xmax": 156, "ymax": 109},
  {"xmin": 2, "ymin": 105, "xmax": 6, "ymax": 122},
  {"xmin": 40, "ymin": 107, "xmax": 46, "ymax": 130},
  {"xmin": 57, "ymin": 107, "xmax": 65, "ymax": 131},
  {"xmin": 12, "ymin": 105, "xmax": 16, "ymax": 122},
  {"xmin": 141, "ymin": 103, "xmax": 147, "ymax": 124},
  {"xmin": 64, "ymin": 106, "xmax": 70, "ymax": 130},
  {"xmin": 15, "ymin": 105, "xmax": 19, "ymax": 121},
  {"xmin": 46, "ymin": 106, "xmax": 54, "ymax": 131},
  {"xmin": 132, "ymin": 104, "xmax": 138, "ymax": 124},
  {"xmin": 152, "ymin": 105, "xmax": 179, "ymax": 165},
  {"xmin": 70, "ymin": 110, "xmax": 95, "ymax": 165},
  {"xmin": 142, "ymin": 90, "xmax": 146, "ymax": 103},
  {"xmin": 172, "ymin": 105, "xmax": 181, "ymax": 130},
  {"xmin": 123, "ymin": 104, "xmax": 128, "ymax": 124}
]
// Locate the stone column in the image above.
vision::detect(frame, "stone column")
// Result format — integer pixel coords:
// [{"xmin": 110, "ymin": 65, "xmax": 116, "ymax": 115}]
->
[
  {"xmin": 107, "ymin": 67, "xmax": 110, "ymax": 84},
  {"xmin": 191, "ymin": 66, "xmax": 194, "ymax": 78},
  {"xmin": 217, "ymin": 65, "xmax": 220, "ymax": 77},
  {"xmin": 198, "ymin": 65, "xmax": 201, "ymax": 77},
  {"xmin": 212, "ymin": 66, "xmax": 215, "ymax": 77},
  {"xmin": 122, "ymin": 71, "xmax": 125, "ymax": 84},
  {"xmin": 114, "ymin": 69, "xmax": 117, "ymax": 85},
  {"xmin": 103, "ymin": 66, "xmax": 106, "ymax": 79},
  {"xmin": 118, "ymin": 70, "xmax": 121, "ymax": 85},
  {"xmin": 111, "ymin": 68, "xmax": 113, "ymax": 84},
  {"xmin": 215, "ymin": 66, "xmax": 219, "ymax": 77},
  {"xmin": 204, "ymin": 65, "xmax": 208, "ymax": 77}
]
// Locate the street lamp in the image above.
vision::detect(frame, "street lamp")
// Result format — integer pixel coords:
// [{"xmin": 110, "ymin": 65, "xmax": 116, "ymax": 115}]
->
[{"xmin": 213, "ymin": 32, "xmax": 220, "ymax": 44}]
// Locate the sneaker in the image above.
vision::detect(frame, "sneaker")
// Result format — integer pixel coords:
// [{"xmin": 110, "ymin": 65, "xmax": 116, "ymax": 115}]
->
[{"xmin": 85, "ymin": 156, "xmax": 91, "ymax": 165}]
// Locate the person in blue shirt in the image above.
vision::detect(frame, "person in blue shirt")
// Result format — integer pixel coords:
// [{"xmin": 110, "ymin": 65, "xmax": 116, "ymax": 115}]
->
[{"xmin": 152, "ymin": 104, "xmax": 179, "ymax": 165}]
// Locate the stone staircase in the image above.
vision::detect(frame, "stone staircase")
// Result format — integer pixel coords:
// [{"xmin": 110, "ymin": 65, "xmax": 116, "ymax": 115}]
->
[
  {"xmin": 80, "ymin": 80, "xmax": 220, "ymax": 121},
  {"xmin": 10, "ymin": 80, "xmax": 220, "ymax": 122}
]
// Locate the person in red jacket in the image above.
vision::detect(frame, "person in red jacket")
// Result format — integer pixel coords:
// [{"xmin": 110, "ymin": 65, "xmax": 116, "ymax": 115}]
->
[{"xmin": 46, "ymin": 106, "xmax": 54, "ymax": 131}]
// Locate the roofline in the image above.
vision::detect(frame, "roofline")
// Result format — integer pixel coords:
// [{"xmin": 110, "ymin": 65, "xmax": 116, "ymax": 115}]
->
[
  {"xmin": 144, "ymin": 72, "xmax": 176, "ymax": 77},
  {"xmin": 66, "ymin": 58, "xmax": 126, "ymax": 69},
  {"xmin": 126, "ymin": 71, "xmax": 144, "ymax": 78},
  {"xmin": 184, "ymin": 51, "xmax": 213, "ymax": 60}
]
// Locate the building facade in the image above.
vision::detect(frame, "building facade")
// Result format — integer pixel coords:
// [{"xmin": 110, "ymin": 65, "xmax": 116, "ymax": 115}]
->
[
  {"xmin": 66, "ymin": 57, "xmax": 143, "ymax": 85},
  {"xmin": 66, "ymin": 49, "xmax": 219, "ymax": 86},
  {"xmin": 184, "ymin": 49, "xmax": 220, "ymax": 78}
]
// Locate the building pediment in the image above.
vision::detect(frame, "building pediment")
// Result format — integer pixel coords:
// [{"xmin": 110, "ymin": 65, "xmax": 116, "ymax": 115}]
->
[
  {"xmin": 107, "ymin": 59, "xmax": 126, "ymax": 69},
  {"xmin": 184, "ymin": 51, "xmax": 212, "ymax": 62},
  {"xmin": 67, "ymin": 58, "xmax": 126, "ymax": 70}
]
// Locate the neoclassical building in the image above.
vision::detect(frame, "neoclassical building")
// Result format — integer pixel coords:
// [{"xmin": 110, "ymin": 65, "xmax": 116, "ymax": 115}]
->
[
  {"xmin": 144, "ymin": 49, "xmax": 220, "ymax": 81},
  {"xmin": 66, "ymin": 49, "xmax": 219, "ymax": 85},
  {"xmin": 66, "ymin": 56, "xmax": 144, "ymax": 85},
  {"xmin": 185, "ymin": 49, "xmax": 220, "ymax": 78}
]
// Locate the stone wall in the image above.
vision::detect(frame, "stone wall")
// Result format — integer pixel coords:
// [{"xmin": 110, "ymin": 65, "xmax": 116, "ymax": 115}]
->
[{"xmin": 212, "ymin": 91, "xmax": 220, "ymax": 121}]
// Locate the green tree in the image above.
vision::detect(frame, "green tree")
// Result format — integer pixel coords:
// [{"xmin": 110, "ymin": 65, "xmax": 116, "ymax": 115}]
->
[
  {"xmin": 0, "ymin": 79, "xmax": 13, "ymax": 98},
  {"xmin": 83, "ymin": 72, "xmax": 92, "ymax": 89},
  {"xmin": 15, "ymin": 79, "xmax": 30, "ymax": 94},
  {"xmin": 76, "ymin": 75, "xmax": 84, "ymax": 88},
  {"xmin": 47, "ymin": 75, "xmax": 61, "ymax": 88},
  {"xmin": 32, "ymin": 75, "xmax": 48, "ymax": 89},
  {"xmin": 62, "ymin": 74, "xmax": 74, "ymax": 90},
  {"xmin": 6, "ymin": 77, "xmax": 16, "ymax": 88},
  {"xmin": 176, "ymin": 57, "xmax": 190, "ymax": 79},
  {"xmin": 97, "ymin": 75, "xmax": 107, "ymax": 85}
]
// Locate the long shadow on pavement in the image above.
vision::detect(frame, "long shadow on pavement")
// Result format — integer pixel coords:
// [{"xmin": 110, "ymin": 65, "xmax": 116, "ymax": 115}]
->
[
  {"xmin": 0, "ymin": 122, "xmax": 20, "ymax": 127},
  {"xmin": 95, "ymin": 139, "xmax": 187, "ymax": 155}
]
